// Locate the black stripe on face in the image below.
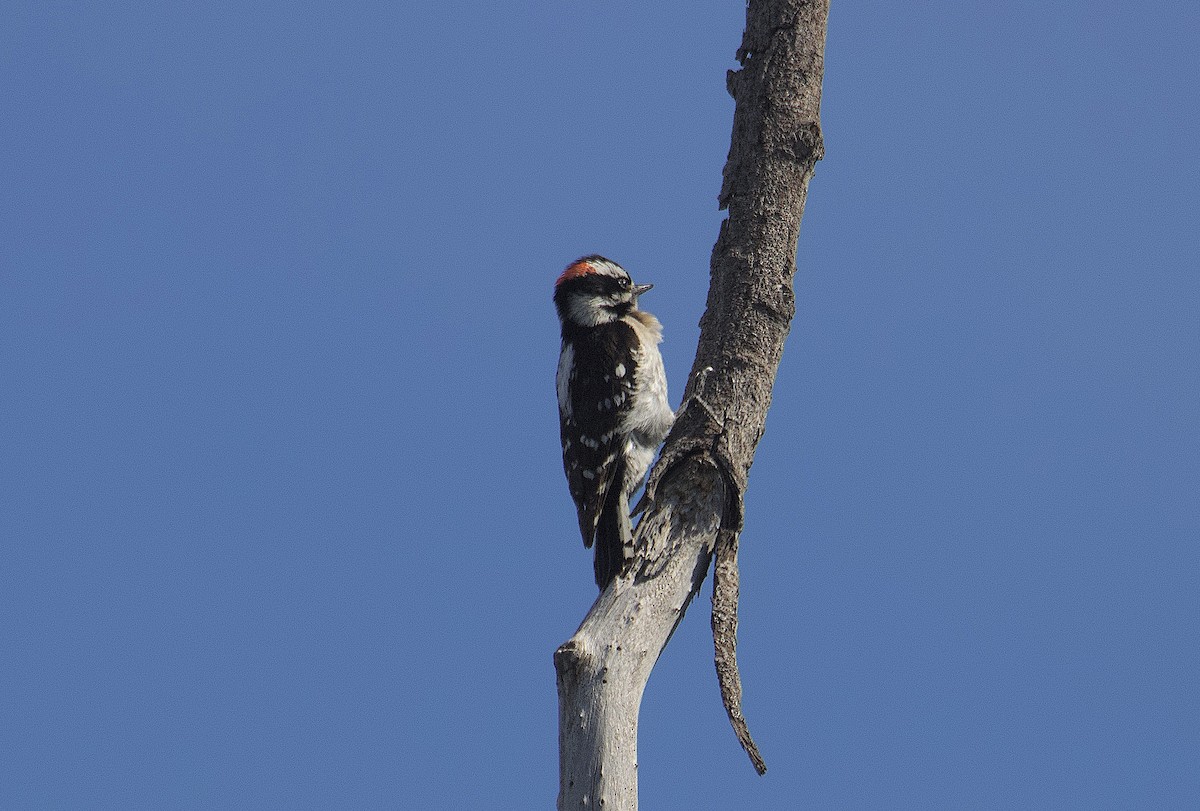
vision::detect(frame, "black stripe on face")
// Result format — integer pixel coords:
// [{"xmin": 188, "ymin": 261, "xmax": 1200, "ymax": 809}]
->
[{"xmin": 561, "ymin": 272, "xmax": 628, "ymax": 298}]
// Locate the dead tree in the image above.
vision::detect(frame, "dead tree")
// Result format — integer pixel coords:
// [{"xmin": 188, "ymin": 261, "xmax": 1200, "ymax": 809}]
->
[{"xmin": 554, "ymin": 1, "xmax": 828, "ymax": 808}]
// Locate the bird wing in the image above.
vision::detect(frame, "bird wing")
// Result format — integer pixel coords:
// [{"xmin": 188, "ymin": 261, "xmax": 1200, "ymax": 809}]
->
[{"xmin": 559, "ymin": 321, "xmax": 639, "ymax": 548}]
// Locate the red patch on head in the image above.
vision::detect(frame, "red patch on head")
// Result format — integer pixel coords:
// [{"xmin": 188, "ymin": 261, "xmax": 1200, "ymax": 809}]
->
[{"xmin": 556, "ymin": 259, "xmax": 597, "ymax": 287}]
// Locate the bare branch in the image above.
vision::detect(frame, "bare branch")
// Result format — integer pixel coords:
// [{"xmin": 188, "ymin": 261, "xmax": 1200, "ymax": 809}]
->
[
  {"xmin": 556, "ymin": 459, "xmax": 724, "ymax": 808},
  {"xmin": 556, "ymin": 0, "xmax": 827, "ymax": 806}
]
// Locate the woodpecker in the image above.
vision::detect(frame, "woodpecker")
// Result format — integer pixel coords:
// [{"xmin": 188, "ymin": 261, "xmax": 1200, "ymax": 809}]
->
[{"xmin": 554, "ymin": 255, "xmax": 674, "ymax": 589}]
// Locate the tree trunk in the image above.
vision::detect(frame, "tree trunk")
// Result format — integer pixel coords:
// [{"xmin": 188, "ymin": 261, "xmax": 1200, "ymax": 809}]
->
[{"xmin": 555, "ymin": 1, "xmax": 828, "ymax": 807}]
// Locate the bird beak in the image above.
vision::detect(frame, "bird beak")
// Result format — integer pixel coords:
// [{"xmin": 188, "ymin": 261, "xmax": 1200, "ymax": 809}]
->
[{"xmin": 633, "ymin": 283, "xmax": 653, "ymax": 296}]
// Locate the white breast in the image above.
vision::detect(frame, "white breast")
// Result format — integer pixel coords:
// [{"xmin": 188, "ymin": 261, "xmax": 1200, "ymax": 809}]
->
[{"xmin": 622, "ymin": 312, "xmax": 674, "ymax": 443}]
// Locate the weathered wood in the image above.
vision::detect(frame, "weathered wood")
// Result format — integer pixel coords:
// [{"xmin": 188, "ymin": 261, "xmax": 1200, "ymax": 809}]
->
[{"xmin": 556, "ymin": 459, "xmax": 724, "ymax": 809}]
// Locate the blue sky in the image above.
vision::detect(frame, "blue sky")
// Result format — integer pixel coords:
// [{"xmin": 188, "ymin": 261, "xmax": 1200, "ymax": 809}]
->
[{"xmin": 3, "ymin": 2, "xmax": 1198, "ymax": 808}]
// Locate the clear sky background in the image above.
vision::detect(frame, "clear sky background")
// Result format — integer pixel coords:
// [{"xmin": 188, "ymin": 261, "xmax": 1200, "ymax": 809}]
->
[{"xmin": 3, "ymin": 2, "xmax": 1198, "ymax": 808}]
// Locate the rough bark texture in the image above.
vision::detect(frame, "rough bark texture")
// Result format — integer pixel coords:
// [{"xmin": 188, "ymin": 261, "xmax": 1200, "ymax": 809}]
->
[{"xmin": 556, "ymin": 1, "xmax": 827, "ymax": 807}]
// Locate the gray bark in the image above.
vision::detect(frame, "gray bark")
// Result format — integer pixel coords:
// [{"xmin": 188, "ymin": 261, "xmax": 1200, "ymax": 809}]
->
[{"xmin": 555, "ymin": 1, "xmax": 828, "ymax": 807}]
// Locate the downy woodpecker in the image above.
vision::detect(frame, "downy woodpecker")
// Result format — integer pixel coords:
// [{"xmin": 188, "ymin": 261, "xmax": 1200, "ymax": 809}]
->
[{"xmin": 554, "ymin": 256, "xmax": 673, "ymax": 589}]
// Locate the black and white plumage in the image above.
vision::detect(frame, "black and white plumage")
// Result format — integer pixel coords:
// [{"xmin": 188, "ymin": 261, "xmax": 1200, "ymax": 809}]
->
[{"xmin": 554, "ymin": 256, "xmax": 674, "ymax": 589}]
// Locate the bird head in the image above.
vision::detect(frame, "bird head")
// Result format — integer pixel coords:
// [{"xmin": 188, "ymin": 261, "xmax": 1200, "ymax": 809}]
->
[{"xmin": 553, "ymin": 256, "xmax": 652, "ymax": 328}]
